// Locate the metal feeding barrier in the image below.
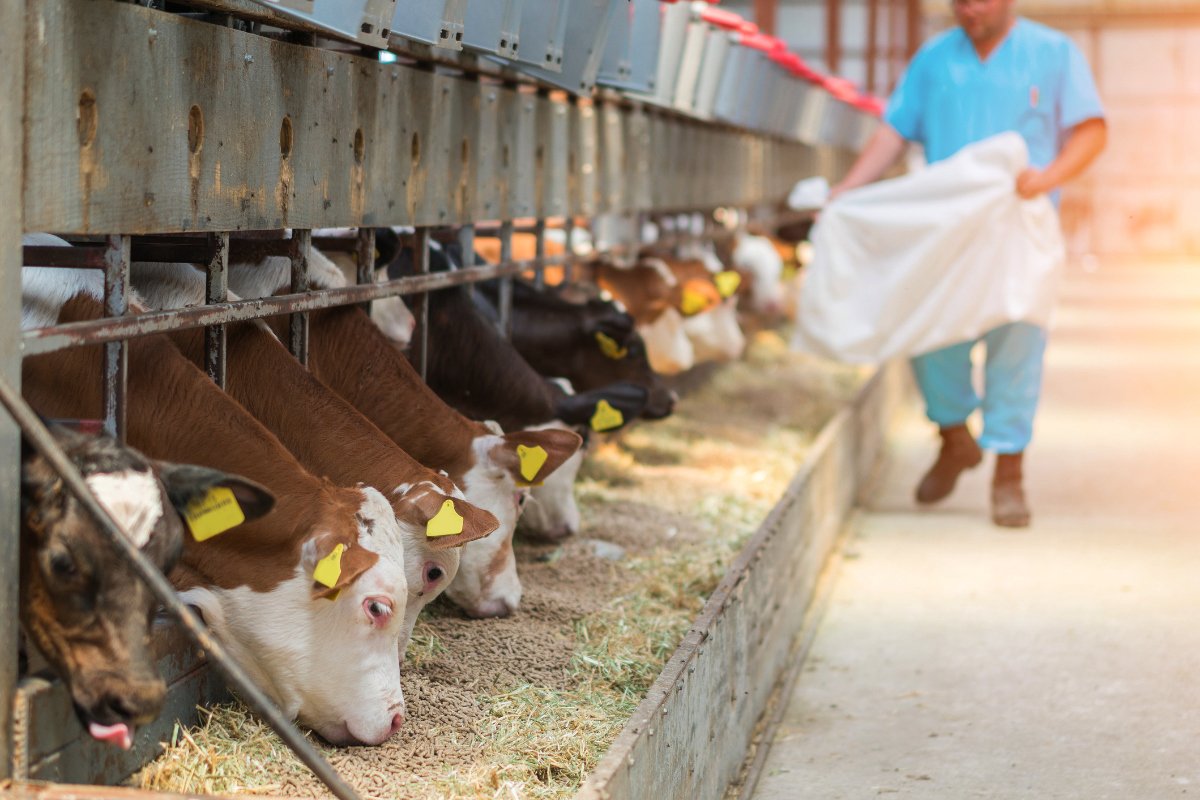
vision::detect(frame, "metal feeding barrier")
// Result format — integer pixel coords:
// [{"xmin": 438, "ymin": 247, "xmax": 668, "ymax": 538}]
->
[{"xmin": 0, "ymin": 0, "xmax": 875, "ymax": 792}]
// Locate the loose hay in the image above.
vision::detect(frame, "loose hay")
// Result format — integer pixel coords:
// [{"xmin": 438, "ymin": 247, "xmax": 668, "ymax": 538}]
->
[{"xmin": 134, "ymin": 330, "xmax": 865, "ymax": 799}]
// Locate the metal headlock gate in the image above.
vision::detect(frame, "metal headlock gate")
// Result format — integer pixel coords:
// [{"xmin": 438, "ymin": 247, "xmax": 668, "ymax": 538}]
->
[{"xmin": 0, "ymin": 0, "xmax": 873, "ymax": 794}]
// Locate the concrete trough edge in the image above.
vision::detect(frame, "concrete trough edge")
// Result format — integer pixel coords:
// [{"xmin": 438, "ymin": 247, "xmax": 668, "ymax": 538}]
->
[{"xmin": 576, "ymin": 359, "xmax": 907, "ymax": 800}]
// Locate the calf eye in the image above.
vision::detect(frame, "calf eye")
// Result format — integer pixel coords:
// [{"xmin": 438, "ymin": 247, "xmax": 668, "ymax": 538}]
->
[
  {"xmin": 425, "ymin": 564, "xmax": 444, "ymax": 584},
  {"xmin": 363, "ymin": 596, "xmax": 393, "ymax": 626}
]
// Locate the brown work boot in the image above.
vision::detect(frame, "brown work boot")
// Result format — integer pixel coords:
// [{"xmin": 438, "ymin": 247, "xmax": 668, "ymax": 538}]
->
[
  {"xmin": 991, "ymin": 452, "xmax": 1031, "ymax": 528},
  {"xmin": 915, "ymin": 424, "xmax": 983, "ymax": 504}
]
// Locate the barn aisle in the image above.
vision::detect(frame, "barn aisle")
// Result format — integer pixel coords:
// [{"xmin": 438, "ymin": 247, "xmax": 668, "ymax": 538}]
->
[{"xmin": 752, "ymin": 261, "xmax": 1200, "ymax": 799}]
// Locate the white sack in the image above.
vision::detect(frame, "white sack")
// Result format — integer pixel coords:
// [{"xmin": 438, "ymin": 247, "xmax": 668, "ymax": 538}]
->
[{"xmin": 792, "ymin": 132, "xmax": 1065, "ymax": 363}]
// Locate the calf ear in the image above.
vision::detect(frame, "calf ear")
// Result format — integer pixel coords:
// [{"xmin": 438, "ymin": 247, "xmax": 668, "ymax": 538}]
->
[
  {"xmin": 406, "ymin": 488, "xmax": 499, "ymax": 551},
  {"xmin": 154, "ymin": 463, "xmax": 276, "ymax": 526},
  {"xmin": 304, "ymin": 533, "xmax": 380, "ymax": 600},
  {"xmin": 554, "ymin": 382, "xmax": 649, "ymax": 432},
  {"xmin": 491, "ymin": 427, "xmax": 583, "ymax": 486},
  {"xmin": 585, "ymin": 311, "xmax": 635, "ymax": 343}
]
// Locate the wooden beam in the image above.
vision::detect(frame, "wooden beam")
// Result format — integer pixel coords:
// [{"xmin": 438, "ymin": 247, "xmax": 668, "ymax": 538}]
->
[
  {"xmin": 754, "ymin": 0, "xmax": 778, "ymax": 37},
  {"xmin": 906, "ymin": 0, "xmax": 921, "ymax": 59},
  {"xmin": 867, "ymin": 0, "xmax": 881, "ymax": 93},
  {"xmin": 826, "ymin": 0, "xmax": 841, "ymax": 74}
]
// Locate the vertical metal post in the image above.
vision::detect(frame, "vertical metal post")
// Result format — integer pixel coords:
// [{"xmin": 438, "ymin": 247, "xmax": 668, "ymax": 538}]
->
[
  {"xmin": 498, "ymin": 220, "xmax": 513, "ymax": 339},
  {"xmin": 205, "ymin": 232, "xmax": 229, "ymax": 389},
  {"xmin": 456, "ymin": 224, "xmax": 476, "ymax": 299},
  {"xmin": 563, "ymin": 216, "xmax": 576, "ymax": 285},
  {"xmin": 0, "ymin": 0, "xmax": 24, "ymax": 777},
  {"xmin": 413, "ymin": 228, "xmax": 431, "ymax": 381},
  {"xmin": 355, "ymin": 227, "xmax": 376, "ymax": 314},
  {"xmin": 533, "ymin": 218, "xmax": 546, "ymax": 290},
  {"xmin": 103, "ymin": 236, "xmax": 130, "ymax": 443},
  {"xmin": 289, "ymin": 229, "xmax": 312, "ymax": 366}
]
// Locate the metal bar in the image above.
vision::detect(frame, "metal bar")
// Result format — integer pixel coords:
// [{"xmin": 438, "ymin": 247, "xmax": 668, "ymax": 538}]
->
[
  {"xmin": 413, "ymin": 228, "xmax": 431, "ymax": 381},
  {"xmin": 0, "ymin": 379, "xmax": 363, "ymax": 800},
  {"xmin": 533, "ymin": 218, "xmax": 546, "ymax": 290},
  {"xmin": 21, "ymin": 256, "xmax": 578, "ymax": 357},
  {"xmin": 102, "ymin": 236, "xmax": 130, "ymax": 443},
  {"xmin": 289, "ymin": 229, "xmax": 311, "ymax": 366},
  {"xmin": 498, "ymin": 220, "xmax": 514, "ymax": 339},
  {"xmin": 0, "ymin": 0, "xmax": 23, "ymax": 776},
  {"xmin": 456, "ymin": 224, "xmax": 476, "ymax": 299},
  {"xmin": 354, "ymin": 227, "xmax": 376, "ymax": 315},
  {"xmin": 204, "ymin": 233, "xmax": 229, "ymax": 389},
  {"xmin": 563, "ymin": 216, "xmax": 576, "ymax": 285}
]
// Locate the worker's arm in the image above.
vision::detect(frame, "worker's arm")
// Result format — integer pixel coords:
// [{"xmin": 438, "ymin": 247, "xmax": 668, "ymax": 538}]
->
[
  {"xmin": 1016, "ymin": 117, "xmax": 1108, "ymax": 199},
  {"xmin": 829, "ymin": 125, "xmax": 908, "ymax": 200}
]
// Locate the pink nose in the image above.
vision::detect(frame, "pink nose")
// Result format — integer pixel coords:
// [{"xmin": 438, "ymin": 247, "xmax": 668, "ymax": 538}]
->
[
  {"xmin": 389, "ymin": 712, "xmax": 405, "ymax": 736},
  {"xmin": 465, "ymin": 598, "xmax": 514, "ymax": 619}
]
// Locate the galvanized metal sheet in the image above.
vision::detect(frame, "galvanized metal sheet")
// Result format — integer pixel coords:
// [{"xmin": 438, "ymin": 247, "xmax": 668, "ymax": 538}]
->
[
  {"xmin": 462, "ymin": 0, "xmax": 522, "ymax": 59},
  {"xmin": 390, "ymin": 0, "xmax": 464, "ymax": 50},
  {"xmin": 243, "ymin": 0, "xmax": 394, "ymax": 48},
  {"xmin": 0, "ymin": 1, "xmax": 22, "ymax": 780},
  {"xmin": 576, "ymin": 363, "xmax": 905, "ymax": 800},
  {"xmin": 514, "ymin": 0, "xmax": 617, "ymax": 95}
]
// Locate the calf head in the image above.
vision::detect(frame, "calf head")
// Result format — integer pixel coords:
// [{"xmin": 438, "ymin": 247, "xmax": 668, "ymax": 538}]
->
[
  {"xmin": 447, "ymin": 426, "xmax": 582, "ymax": 618},
  {"xmin": 179, "ymin": 483, "xmax": 416, "ymax": 746},
  {"xmin": 19, "ymin": 424, "xmax": 272, "ymax": 749},
  {"xmin": 518, "ymin": 422, "xmax": 588, "ymax": 542}
]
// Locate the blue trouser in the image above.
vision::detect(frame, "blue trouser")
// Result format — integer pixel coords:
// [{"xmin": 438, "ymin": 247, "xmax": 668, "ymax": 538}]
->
[{"xmin": 909, "ymin": 322, "xmax": 1047, "ymax": 454}]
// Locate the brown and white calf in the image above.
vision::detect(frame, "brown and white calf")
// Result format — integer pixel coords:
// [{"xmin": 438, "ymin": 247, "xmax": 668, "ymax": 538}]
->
[
  {"xmin": 20, "ymin": 423, "xmax": 272, "ymax": 750},
  {"xmin": 22, "ymin": 244, "xmax": 492, "ymax": 745},
  {"xmin": 135, "ymin": 255, "xmax": 570, "ymax": 619}
]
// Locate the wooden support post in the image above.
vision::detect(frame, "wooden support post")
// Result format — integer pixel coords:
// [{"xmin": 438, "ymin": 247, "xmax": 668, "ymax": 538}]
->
[
  {"xmin": 867, "ymin": 0, "xmax": 880, "ymax": 93},
  {"xmin": 205, "ymin": 232, "xmax": 229, "ymax": 388},
  {"xmin": 0, "ymin": 0, "xmax": 23, "ymax": 778},
  {"xmin": 826, "ymin": 0, "xmax": 842, "ymax": 75},
  {"xmin": 102, "ymin": 236, "xmax": 130, "ymax": 443},
  {"xmin": 754, "ymin": 0, "xmax": 778, "ymax": 36}
]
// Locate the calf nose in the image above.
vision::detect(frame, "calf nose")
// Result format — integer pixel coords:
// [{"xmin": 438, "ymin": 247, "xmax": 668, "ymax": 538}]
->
[
  {"xmin": 389, "ymin": 712, "xmax": 406, "ymax": 736},
  {"xmin": 98, "ymin": 678, "xmax": 166, "ymax": 726},
  {"xmin": 465, "ymin": 598, "xmax": 514, "ymax": 619}
]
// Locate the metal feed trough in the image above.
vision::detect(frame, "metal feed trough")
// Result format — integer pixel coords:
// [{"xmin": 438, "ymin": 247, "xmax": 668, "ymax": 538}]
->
[
  {"xmin": 461, "ymin": 0, "xmax": 522, "ymax": 60},
  {"xmin": 246, "ymin": 0, "xmax": 397, "ymax": 47},
  {"xmin": 0, "ymin": 0, "xmax": 878, "ymax": 795},
  {"xmin": 510, "ymin": 0, "xmax": 619, "ymax": 95},
  {"xmin": 389, "ymin": 0, "xmax": 465, "ymax": 50},
  {"xmin": 596, "ymin": 0, "xmax": 662, "ymax": 94}
]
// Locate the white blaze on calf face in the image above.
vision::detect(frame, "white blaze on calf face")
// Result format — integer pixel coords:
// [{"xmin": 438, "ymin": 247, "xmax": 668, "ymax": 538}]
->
[
  {"xmin": 84, "ymin": 470, "xmax": 164, "ymax": 549},
  {"xmin": 442, "ymin": 434, "xmax": 523, "ymax": 618},
  {"xmin": 389, "ymin": 481, "xmax": 463, "ymax": 655},
  {"xmin": 181, "ymin": 486, "xmax": 409, "ymax": 746},
  {"xmin": 682, "ymin": 299, "xmax": 746, "ymax": 363},
  {"xmin": 638, "ymin": 307, "xmax": 695, "ymax": 375}
]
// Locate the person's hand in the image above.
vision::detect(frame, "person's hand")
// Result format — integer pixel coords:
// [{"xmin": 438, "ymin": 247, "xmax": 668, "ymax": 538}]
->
[{"xmin": 1016, "ymin": 168, "xmax": 1054, "ymax": 199}]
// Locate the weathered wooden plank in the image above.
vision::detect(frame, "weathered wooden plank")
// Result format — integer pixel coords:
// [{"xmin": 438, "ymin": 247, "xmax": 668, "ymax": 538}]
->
[
  {"xmin": 15, "ymin": 660, "xmax": 230, "ymax": 784},
  {"xmin": 14, "ymin": 621, "xmax": 219, "ymax": 783},
  {"xmin": 576, "ymin": 361, "xmax": 905, "ymax": 800},
  {"xmin": 0, "ymin": 0, "xmax": 24, "ymax": 781},
  {"xmin": 23, "ymin": 0, "xmax": 829, "ymax": 234}
]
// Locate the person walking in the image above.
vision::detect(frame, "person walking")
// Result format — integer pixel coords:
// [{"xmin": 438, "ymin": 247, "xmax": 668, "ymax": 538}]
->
[{"xmin": 830, "ymin": 0, "xmax": 1107, "ymax": 528}]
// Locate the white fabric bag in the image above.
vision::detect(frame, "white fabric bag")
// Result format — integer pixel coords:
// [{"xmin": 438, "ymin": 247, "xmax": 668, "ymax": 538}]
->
[{"xmin": 792, "ymin": 132, "xmax": 1066, "ymax": 363}]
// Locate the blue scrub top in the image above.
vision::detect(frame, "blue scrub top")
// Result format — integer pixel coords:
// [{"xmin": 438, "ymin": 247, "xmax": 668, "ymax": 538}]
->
[{"xmin": 885, "ymin": 18, "xmax": 1105, "ymax": 169}]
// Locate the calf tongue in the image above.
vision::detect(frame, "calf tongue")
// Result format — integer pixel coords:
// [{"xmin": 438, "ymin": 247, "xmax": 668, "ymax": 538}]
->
[{"xmin": 88, "ymin": 721, "xmax": 133, "ymax": 750}]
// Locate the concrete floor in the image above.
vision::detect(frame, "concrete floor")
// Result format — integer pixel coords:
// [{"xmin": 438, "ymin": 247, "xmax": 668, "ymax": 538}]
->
[{"xmin": 752, "ymin": 262, "xmax": 1200, "ymax": 800}]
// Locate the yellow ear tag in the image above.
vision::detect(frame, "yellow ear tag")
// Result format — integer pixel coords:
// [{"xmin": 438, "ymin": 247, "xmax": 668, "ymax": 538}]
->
[
  {"xmin": 715, "ymin": 270, "xmax": 742, "ymax": 298},
  {"xmin": 517, "ymin": 444, "xmax": 549, "ymax": 483},
  {"xmin": 313, "ymin": 543, "xmax": 344, "ymax": 589},
  {"xmin": 595, "ymin": 331, "xmax": 628, "ymax": 360},
  {"xmin": 681, "ymin": 287, "xmax": 708, "ymax": 316},
  {"xmin": 184, "ymin": 487, "xmax": 245, "ymax": 542},
  {"xmin": 426, "ymin": 499, "xmax": 464, "ymax": 538},
  {"xmin": 591, "ymin": 399, "xmax": 625, "ymax": 432}
]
